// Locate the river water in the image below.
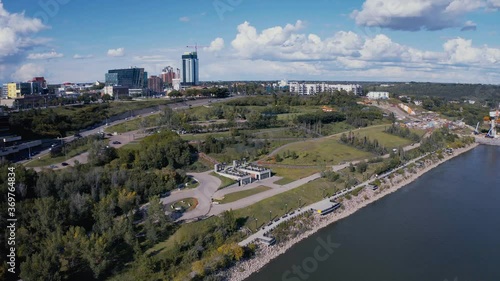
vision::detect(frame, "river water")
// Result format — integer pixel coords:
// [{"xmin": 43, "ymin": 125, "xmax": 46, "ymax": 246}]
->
[{"xmin": 246, "ymin": 145, "xmax": 500, "ymax": 281}]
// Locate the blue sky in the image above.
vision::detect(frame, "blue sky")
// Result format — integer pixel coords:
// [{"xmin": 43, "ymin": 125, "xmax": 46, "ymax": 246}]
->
[{"xmin": 1, "ymin": 0, "xmax": 500, "ymax": 84}]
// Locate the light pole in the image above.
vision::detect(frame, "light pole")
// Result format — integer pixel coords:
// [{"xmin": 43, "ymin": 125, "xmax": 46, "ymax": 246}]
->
[
  {"xmin": 254, "ymin": 218, "xmax": 258, "ymax": 231},
  {"xmin": 269, "ymin": 210, "xmax": 272, "ymax": 221},
  {"xmin": 285, "ymin": 203, "xmax": 288, "ymax": 213},
  {"xmin": 298, "ymin": 198, "xmax": 301, "ymax": 208}
]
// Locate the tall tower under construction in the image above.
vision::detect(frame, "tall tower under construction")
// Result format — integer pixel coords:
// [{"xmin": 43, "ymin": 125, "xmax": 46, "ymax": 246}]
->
[{"xmin": 182, "ymin": 52, "xmax": 199, "ymax": 86}]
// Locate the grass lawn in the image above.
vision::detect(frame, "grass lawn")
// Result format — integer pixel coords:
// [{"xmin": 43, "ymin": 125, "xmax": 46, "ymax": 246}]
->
[
  {"xmin": 169, "ymin": 198, "xmax": 198, "ymax": 212},
  {"xmin": 271, "ymin": 166, "xmax": 321, "ymax": 185},
  {"xmin": 25, "ymin": 143, "xmax": 94, "ymax": 167},
  {"xmin": 216, "ymin": 186, "xmax": 272, "ymax": 204},
  {"xmin": 119, "ymin": 140, "xmax": 142, "ymax": 150},
  {"xmin": 233, "ymin": 178, "xmax": 340, "ymax": 231},
  {"xmin": 105, "ymin": 114, "xmax": 159, "ymax": 133},
  {"xmin": 146, "ymin": 216, "xmax": 219, "ymax": 256},
  {"xmin": 277, "ymin": 139, "xmax": 373, "ymax": 166},
  {"xmin": 270, "ymin": 125, "xmax": 421, "ymax": 166},
  {"xmin": 321, "ymin": 122, "xmax": 356, "ymax": 136},
  {"xmin": 352, "ymin": 126, "xmax": 413, "ymax": 148},
  {"xmin": 209, "ymin": 172, "xmax": 237, "ymax": 189},
  {"xmin": 180, "ymin": 131, "xmax": 231, "ymax": 141}
]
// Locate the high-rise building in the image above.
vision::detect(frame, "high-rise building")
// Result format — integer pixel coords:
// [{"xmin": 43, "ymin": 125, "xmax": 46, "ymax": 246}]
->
[
  {"xmin": 7, "ymin": 83, "xmax": 32, "ymax": 99},
  {"xmin": 105, "ymin": 67, "xmax": 146, "ymax": 88},
  {"xmin": 1, "ymin": 84, "xmax": 7, "ymax": 99},
  {"xmin": 161, "ymin": 66, "xmax": 176, "ymax": 85},
  {"xmin": 29, "ymin": 77, "xmax": 48, "ymax": 95},
  {"xmin": 31, "ymin": 77, "xmax": 47, "ymax": 89},
  {"xmin": 182, "ymin": 52, "xmax": 199, "ymax": 86},
  {"xmin": 148, "ymin": 76, "xmax": 163, "ymax": 94}
]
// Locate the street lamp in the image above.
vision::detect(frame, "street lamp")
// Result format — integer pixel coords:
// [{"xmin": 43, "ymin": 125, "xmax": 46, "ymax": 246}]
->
[
  {"xmin": 255, "ymin": 218, "xmax": 258, "ymax": 231},
  {"xmin": 269, "ymin": 210, "xmax": 272, "ymax": 221},
  {"xmin": 298, "ymin": 198, "xmax": 301, "ymax": 208},
  {"xmin": 285, "ymin": 203, "xmax": 288, "ymax": 213}
]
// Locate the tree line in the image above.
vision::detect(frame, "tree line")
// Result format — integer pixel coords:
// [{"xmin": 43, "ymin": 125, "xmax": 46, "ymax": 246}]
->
[
  {"xmin": 0, "ymin": 131, "xmax": 196, "ymax": 280},
  {"xmin": 339, "ymin": 131, "xmax": 389, "ymax": 155},
  {"xmin": 384, "ymin": 125, "xmax": 421, "ymax": 142}
]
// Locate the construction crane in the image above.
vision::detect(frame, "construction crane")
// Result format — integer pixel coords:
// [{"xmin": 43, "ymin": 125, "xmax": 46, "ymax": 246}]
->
[{"xmin": 186, "ymin": 43, "xmax": 209, "ymax": 53}]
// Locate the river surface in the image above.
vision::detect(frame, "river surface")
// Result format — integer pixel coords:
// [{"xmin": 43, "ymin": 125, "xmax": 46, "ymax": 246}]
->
[{"xmin": 246, "ymin": 145, "xmax": 500, "ymax": 281}]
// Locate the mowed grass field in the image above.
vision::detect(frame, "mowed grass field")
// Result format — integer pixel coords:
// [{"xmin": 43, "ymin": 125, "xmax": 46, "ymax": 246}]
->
[
  {"xmin": 272, "ymin": 125, "xmax": 421, "ymax": 166},
  {"xmin": 277, "ymin": 139, "xmax": 372, "ymax": 166},
  {"xmin": 233, "ymin": 178, "xmax": 341, "ymax": 231},
  {"xmin": 217, "ymin": 186, "xmax": 272, "ymax": 204},
  {"xmin": 349, "ymin": 126, "xmax": 413, "ymax": 148},
  {"xmin": 271, "ymin": 166, "xmax": 321, "ymax": 185}
]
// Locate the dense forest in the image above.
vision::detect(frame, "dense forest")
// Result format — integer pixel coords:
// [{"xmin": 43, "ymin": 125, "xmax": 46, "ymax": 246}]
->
[
  {"xmin": 0, "ymin": 131, "xmax": 200, "ymax": 280},
  {"xmin": 365, "ymin": 82, "xmax": 500, "ymax": 103}
]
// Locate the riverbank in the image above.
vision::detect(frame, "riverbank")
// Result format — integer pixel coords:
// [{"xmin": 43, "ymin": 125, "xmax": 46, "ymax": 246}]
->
[{"xmin": 224, "ymin": 143, "xmax": 479, "ymax": 281}]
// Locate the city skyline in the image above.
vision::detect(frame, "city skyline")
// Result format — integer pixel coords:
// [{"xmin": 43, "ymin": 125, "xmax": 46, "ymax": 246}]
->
[{"xmin": 1, "ymin": 0, "xmax": 500, "ymax": 85}]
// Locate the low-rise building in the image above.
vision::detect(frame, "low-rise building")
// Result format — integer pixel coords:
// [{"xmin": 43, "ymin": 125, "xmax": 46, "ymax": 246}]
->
[
  {"xmin": 313, "ymin": 201, "xmax": 341, "ymax": 215},
  {"xmin": 366, "ymin": 91, "xmax": 390, "ymax": 100},
  {"xmin": 288, "ymin": 82, "xmax": 363, "ymax": 95},
  {"xmin": 214, "ymin": 160, "xmax": 272, "ymax": 186}
]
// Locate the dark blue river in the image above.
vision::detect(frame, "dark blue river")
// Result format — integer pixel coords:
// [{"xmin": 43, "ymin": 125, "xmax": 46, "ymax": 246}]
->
[{"xmin": 246, "ymin": 145, "xmax": 500, "ymax": 281}]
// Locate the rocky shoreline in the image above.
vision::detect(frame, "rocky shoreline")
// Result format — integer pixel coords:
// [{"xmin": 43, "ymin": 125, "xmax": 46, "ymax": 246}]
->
[{"xmin": 223, "ymin": 143, "xmax": 479, "ymax": 281}]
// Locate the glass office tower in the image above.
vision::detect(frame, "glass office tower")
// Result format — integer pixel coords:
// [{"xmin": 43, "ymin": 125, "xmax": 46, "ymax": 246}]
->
[{"xmin": 182, "ymin": 52, "xmax": 199, "ymax": 86}]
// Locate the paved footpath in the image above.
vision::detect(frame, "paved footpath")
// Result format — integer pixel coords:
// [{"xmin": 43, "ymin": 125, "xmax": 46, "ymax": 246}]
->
[{"xmin": 160, "ymin": 171, "xmax": 221, "ymax": 221}]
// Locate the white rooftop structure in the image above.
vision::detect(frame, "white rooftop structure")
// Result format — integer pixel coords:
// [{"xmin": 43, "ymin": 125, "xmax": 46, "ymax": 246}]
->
[
  {"xmin": 288, "ymin": 82, "xmax": 363, "ymax": 95},
  {"xmin": 367, "ymin": 91, "xmax": 390, "ymax": 100}
]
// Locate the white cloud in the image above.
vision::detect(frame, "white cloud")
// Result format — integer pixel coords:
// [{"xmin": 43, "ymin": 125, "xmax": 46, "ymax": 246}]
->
[
  {"xmin": 487, "ymin": 0, "xmax": 500, "ymax": 9},
  {"xmin": 461, "ymin": 20, "xmax": 477, "ymax": 31},
  {"xmin": 205, "ymin": 38, "xmax": 225, "ymax": 52},
  {"xmin": 0, "ymin": 2, "xmax": 47, "ymax": 58},
  {"xmin": 179, "ymin": 16, "xmax": 190, "ymax": 22},
  {"xmin": 11, "ymin": 63, "xmax": 45, "ymax": 81},
  {"xmin": 443, "ymin": 37, "xmax": 500, "ymax": 64},
  {"xmin": 27, "ymin": 51, "xmax": 64, "ymax": 59},
  {"xmin": 73, "ymin": 54, "xmax": 94, "ymax": 59},
  {"xmin": 351, "ymin": 0, "xmax": 490, "ymax": 31},
  {"xmin": 133, "ymin": 55, "xmax": 169, "ymax": 62},
  {"xmin": 107, "ymin": 48, "xmax": 125, "ymax": 57},
  {"xmin": 218, "ymin": 20, "xmax": 500, "ymax": 83}
]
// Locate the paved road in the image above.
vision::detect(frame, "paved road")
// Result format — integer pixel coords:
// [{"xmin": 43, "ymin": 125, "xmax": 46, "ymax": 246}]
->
[
  {"xmin": 239, "ymin": 152, "xmax": 432, "ymax": 246},
  {"xmin": 25, "ymin": 96, "xmax": 244, "ymax": 170},
  {"xmin": 160, "ymin": 171, "xmax": 221, "ymax": 221},
  {"xmin": 163, "ymin": 140, "xmax": 421, "ymax": 221}
]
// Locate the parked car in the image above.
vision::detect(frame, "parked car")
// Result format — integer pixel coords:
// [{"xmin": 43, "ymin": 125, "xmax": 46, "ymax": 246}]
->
[
  {"xmin": 112, "ymin": 141, "xmax": 121, "ymax": 145},
  {"xmin": 61, "ymin": 162, "xmax": 69, "ymax": 166}
]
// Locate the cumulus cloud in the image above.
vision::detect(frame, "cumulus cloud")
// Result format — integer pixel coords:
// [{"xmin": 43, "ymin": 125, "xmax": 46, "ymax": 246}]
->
[
  {"xmin": 179, "ymin": 16, "xmax": 190, "ymax": 22},
  {"xmin": 223, "ymin": 20, "xmax": 500, "ymax": 82},
  {"xmin": 443, "ymin": 37, "xmax": 500, "ymax": 64},
  {"xmin": 205, "ymin": 38, "xmax": 225, "ymax": 52},
  {"xmin": 0, "ymin": 2, "xmax": 47, "ymax": 58},
  {"xmin": 11, "ymin": 63, "xmax": 45, "ymax": 81},
  {"xmin": 27, "ymin": 51, "xmax": 63, "ymax": 59},
  {"xmin": 351, "ymin": 0, "xmax": 489, "ymax": 31},
  {"xmin": 461, "ymin": 20, "xmax": 477, "ymax": 31},
  {"xmin": 73, "ymin": 54, "xmax": 94, "ymax": 59},
  {"xmin": 487, "ymin": 0, "xmax": 500, "ymax": 9},
  {"xmin": 133, "ymin": 55, "xmax": 169, "ymax": 62},
  {"xmin": 107, "ymin": 48, "xmax": 125, "ymax": 57}
]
